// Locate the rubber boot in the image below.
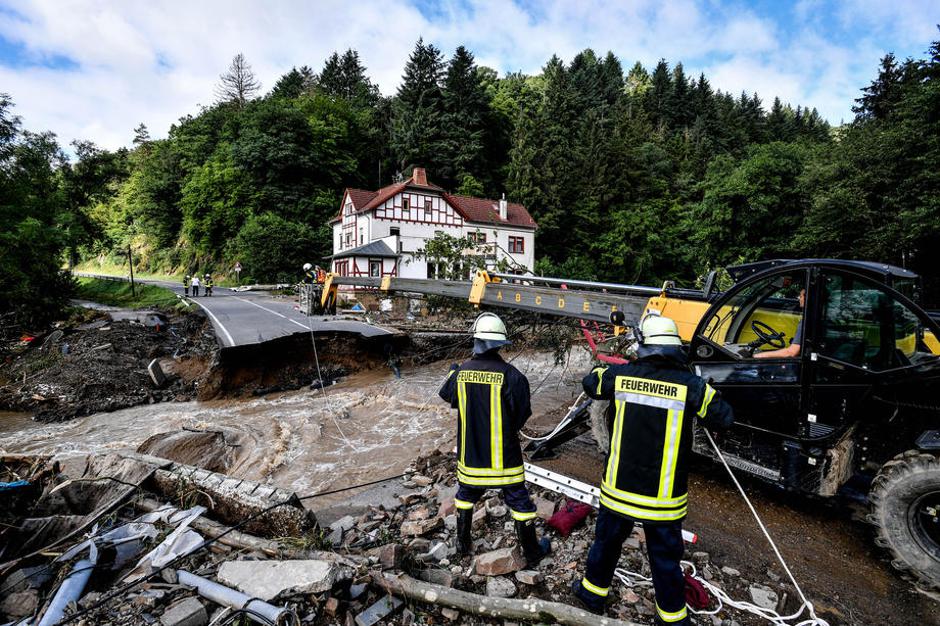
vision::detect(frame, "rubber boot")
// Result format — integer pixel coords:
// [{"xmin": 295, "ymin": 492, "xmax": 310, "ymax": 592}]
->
[
  {"xmin": 515, "ymin": 519, "xmax": 551, "ymax": 568},
  {"xmin": 455, "ymin": 509, "xmax": 473, "ymax": 557},
  {"xmin": 570, "ymin": 579, "xmax": 605, "ymax": 615}
]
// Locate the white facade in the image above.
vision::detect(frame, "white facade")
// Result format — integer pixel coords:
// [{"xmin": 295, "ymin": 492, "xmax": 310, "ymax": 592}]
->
[{"xmin": 330, "ymin": 187, "xmax": 535, "ymax": 280}]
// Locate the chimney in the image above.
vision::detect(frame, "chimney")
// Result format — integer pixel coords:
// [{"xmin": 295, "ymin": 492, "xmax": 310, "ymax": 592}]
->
[
  {"xmin": 499, "ymin": 193, "xmax": 508, "ymax": 220},
  {"xmin": 412, "ymin": 167, "xmax": 427, "ymax": 186}
]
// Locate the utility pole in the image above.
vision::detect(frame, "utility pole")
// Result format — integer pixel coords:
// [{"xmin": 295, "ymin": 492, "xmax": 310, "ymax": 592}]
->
[{"xmin": 127, "ymin": 244, "xmax": 136, "ymax": 297}]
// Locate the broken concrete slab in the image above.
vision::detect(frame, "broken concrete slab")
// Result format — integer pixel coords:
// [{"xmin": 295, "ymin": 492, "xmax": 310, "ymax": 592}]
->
[
  {"xmin": 473, "ymin": 547, "xmax": 526, "ymax": 576},
  {"xmin": 400, "ymin": 517, "xmax": 441, "ymax": 536},
  {"xmin": 534, "ymin": 496, "xmax": 555, "ymax": 520},
  {"xmin": 514, "ymin": 570, "xmax": 542, "ymax": 585},
  {"xmin": 148, "ymin": 359, "xmax": 167, "ymax": 388},
  {"xmin": 160, "ymin": 597, "xmax": 207, "ymax": 626},
  {"xmin": 749, "ymin": 585, "xmax": 779, "ymax": 610},
  {"xmin": 216, "ymin": 560, "xmax": 343, "ymax": 601},
  {"xmin": 367, "ymin": 543, "xmax": 403, "ymax": 570},
  {"xmin": 355, "ymin": 595, "xmax": 403, "ymax": 626}
]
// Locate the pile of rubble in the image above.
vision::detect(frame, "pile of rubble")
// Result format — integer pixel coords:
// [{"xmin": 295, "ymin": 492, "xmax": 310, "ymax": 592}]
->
[
  {"xmin": 1, "ymin": 448, "xmax": 802, "ymax": 626},
  {"xmin": 0, "ymin": 312, "xmax": 217, "ymax": 422}
]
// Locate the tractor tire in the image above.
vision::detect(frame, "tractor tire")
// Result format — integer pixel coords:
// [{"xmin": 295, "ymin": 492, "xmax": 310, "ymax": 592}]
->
[{"xmin": 869, "ymin": 450, "xmax": 940, "ymax": 590}]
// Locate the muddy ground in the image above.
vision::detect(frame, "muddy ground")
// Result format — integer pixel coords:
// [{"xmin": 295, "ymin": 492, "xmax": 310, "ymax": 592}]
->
[
  {"xmin": 0, "ymin": 311, "xmax": 217, "ymax": 422},
  {"xmin": 526, "ymin": 411, "xmax": 940, "ymax": 626}
]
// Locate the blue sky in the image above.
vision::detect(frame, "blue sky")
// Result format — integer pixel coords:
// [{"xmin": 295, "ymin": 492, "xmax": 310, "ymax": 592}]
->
[{"xmin": 0, "ymin": 0, "xmax": 938, "ymax": 152}]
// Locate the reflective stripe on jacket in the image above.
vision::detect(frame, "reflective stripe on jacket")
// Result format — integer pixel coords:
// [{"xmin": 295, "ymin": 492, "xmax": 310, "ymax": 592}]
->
[
  {"xmin": 439, "ymin": 351, "xmax": 532, "ymax": 486},
  {"xmin": 582, "ymin": 346, "xmax": 733, "ymax": 523}
]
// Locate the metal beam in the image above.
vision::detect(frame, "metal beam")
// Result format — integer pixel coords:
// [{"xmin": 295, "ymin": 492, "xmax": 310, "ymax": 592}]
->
[{"xmin": 490, "ymin": 272, "xmax": 664, "ymax": 297}]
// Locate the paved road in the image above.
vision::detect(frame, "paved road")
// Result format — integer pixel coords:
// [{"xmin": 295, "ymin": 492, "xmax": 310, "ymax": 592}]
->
[{"xmin": 78, "ymin": 274, "xmax": 398, "ymax": 348}]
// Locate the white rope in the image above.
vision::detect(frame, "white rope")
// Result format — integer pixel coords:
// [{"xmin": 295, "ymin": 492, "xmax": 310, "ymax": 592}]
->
[
  {"xmin": 612, "ymin": 428, "xmax": 829, "ymax": 626},
  {"xmin": 307, "ymin": 316, "xmax": 354, "ymax": 450},
  {"xmin": 519, "ymin": 391, "xmax": 587, "ymax": 442}
]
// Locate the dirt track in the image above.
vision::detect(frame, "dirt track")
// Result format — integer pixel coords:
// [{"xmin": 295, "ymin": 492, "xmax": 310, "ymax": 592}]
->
[{"xmin": 527, "ymin": 414, "xmax": 940, "ymax": 626}]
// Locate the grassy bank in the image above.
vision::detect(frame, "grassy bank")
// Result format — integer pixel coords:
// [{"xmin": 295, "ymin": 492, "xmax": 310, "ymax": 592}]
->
[
  {"xmin": 75, "ymin": 277, "xmax": 182, "ymax": 309},
  {"xmin": 72, "ymin": 259, "xmax": 179, "ymax": 283}
]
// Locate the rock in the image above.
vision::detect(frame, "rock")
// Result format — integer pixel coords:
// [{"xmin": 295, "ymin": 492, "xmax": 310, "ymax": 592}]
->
[
  {"xmin": 485, "ymin": 577, "xmax": 517, "ymax": 598},
  {"xmin": 420, "ymin": 541, "xmax": 450, "ymax": 562},
  {"xmin": 416, "ymin": 568, "xmax": 454, "ymax": 587},
  {"xmin": 412, "ymin": 474, "xmax": 434, "ymax": 487},
  {"xmin": 625, "ymin": 536, "xmax": 641, "ymax": 549},
  {"xmin": 749, "ymin": 585, "xmax": 779, "ymax": 610},
  {"xmin": 766, "ymin": 569, "xmax": 781, "ymax": 582},
  {"xmin": 514, "ymin": 570, "xmax": 542, "ymax": 585},
  {"xmin": 331, "ymin": 515, "xmax": 357, "ymax": 532},
  {"xmin": 1, "ymin": 566, "xmax": 51, "ymax": 593},
  {"xmin": 368, "ymin": 543, "xmax": 403, "ymax": 570},
  {"xmin": 472, "ymin": 507, "xmax": 487, "ymax": 529},
  {"xmin": 534, "ymin": 497, "xmax": 556, "ymax": 520},
  {"xmin": 620, "ymin": 587, "xmax": 640, "ymax": 604},
  {"xmin": 486, "ymin": 502, "xmax": 508, "ymax": 518},
  {"xmin": 324, "ymin": 597, "xmax": 341, "ymax": 617},
  {"xmin": 438, "ymin": 499, "xmax": 457, "ymax": 518},
  {"xmin": 401, "ymin": 608, "xmax": 415, "ymax": 626},
  {"xmin": 1, "ymin": 590, "xmax": 38, "ymax": 618},
  {"xmin": 407, "ymin": 506, "xmax": 432, "ymax": 521},
  {"xmin": 216, "ymin": 560, "xmax": 342, "ymax": 601},
  {"xmin": 133, "ymin": 589, "xmax": 166, "ymax": 609},
  {"xmin": 444, "ymin": 514, "xmax": 457, "ymax": 530},
  {"xmin": 441, "ymin": 607, "xmax": 460, "ymax": 620},
  {"xmin": 400, "ymin": 517, "xmax": 442, "ymax": 536},
  {"xmin": 349, "ymin": 583, "xmax": 368, "ymax": 600},
  {"xmin": 160, "ymin": 597, "xmax": 207, "ymax": 626},
  {"xmin": 692, "ymin": 551, "xmax": 709, "ymax": 566},
  {"xmin": 473, "ymin": 547, "xmax": 526, "ymax": 576},
  {"xmin": 721, "ymin": 566, "xmax": 740, "ymax": 577}
]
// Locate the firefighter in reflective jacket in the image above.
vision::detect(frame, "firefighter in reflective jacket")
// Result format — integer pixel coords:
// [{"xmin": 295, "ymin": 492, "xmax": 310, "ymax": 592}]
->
[
  {"xmin": 573, "ymin": 314, "xmax": 733, "ymax": 623},
  {"xmin": 438, "ymin": 312, "xmax": 551, "ymax": 567}
]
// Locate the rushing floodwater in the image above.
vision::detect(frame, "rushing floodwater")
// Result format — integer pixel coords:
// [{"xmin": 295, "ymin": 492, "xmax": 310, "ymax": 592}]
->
[{"xmin": 0, "ymin": 351, "xmax": 588, "ymax": 496}]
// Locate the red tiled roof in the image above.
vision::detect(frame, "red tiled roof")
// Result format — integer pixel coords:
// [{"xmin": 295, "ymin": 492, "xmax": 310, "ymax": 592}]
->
[
  {"xmin": 331, "ymin": 169, "xmax": 537, "ymax": 229},
  {"xmin": 445, "ymin": 193, "xmax": 537, "ymax": 230}
]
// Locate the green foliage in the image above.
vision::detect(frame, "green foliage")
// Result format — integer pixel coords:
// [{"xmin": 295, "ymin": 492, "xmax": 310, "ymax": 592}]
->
[
  {"xmin": 232, "ymin": 212, "xmax": 319, "ymax": 282},
  {"xmin": 75, "ymin": 277, "xmax": 180, "ymax": 309},
  {"xmin": 413, "ymin": 231, "xmax": 483, "ymax": 280}
]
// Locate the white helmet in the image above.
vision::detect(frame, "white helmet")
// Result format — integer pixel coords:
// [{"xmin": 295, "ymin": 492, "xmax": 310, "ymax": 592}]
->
[
  {"xmin": 302, "ymin": 263, "xmax": 313, "ymax": 272},
  {"xmin": 472, "ymin": 312, "xmax": 511, "ymax": 353},
  {"xmin": 640, "ymin": 314, "xmax": 681, "ymax": 346}
]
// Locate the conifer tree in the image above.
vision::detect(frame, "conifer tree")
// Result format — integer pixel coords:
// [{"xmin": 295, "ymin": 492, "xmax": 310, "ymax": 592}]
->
[
  {"xmin": 391, "ymin": 39, "xmax": 446, "ymax": 174},
  {"xmin": 441, "ymin": 46, "xmax": 490, "ymax": 187}
]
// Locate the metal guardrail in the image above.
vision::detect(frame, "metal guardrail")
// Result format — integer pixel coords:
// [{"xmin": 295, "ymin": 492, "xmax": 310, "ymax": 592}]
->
[{"xmin": 72, "ymin": 271, "xmax": 132, "ymax": 282}]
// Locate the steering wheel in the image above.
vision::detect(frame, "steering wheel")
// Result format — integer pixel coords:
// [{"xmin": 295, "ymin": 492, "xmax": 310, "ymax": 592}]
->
[{"xmin": 750, "ymin": 320, "xmax": 786, "ymax": 349}]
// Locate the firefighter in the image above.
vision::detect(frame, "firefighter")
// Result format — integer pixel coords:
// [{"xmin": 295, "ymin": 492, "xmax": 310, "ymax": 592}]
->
[
  {"xmin": 572, "ymin": 314, "xmax": 734, "ymax": 623},
  {"xmin": 204, "ymin": 273, "xmax": 214, "ymax": 297},
  {"xmin": 183, "ymin": 274, "xmax": 190, "ymax": 297},
  {"xmin": 438, "ymin": 313, "xmax": 551, "ymax": 568},
  {"xmin": 190, "ymin": 274, "xmax": 200, "ymax": 297},
  {"xmin": 302, "ymin": 263, "xmax": 316, "ymax": 285}
]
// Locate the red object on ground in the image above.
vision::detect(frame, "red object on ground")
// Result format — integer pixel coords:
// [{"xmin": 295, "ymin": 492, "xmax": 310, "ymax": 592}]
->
[
  {"xmin": 546, "ymin": 500, "xmax": 593, "ymax": 536},
  {"xmin": 684, "ymin": 570, "xmax": 711, "ymax": 610},
  {"xmin": 21, "ymin": 335, "xmax": 35, "ymax": 343}
]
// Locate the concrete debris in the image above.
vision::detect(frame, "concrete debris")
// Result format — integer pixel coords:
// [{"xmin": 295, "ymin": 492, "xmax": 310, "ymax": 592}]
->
[
  {"xmin": 473, "ymin": 547, "xmax": 526, "ymax": 576},
  {"xmin": 0, "ymin": 590, "xmax": 39, "ymax": 618},
  {"xmin": 514, "ymin": 569, "xmax": 542, "ymax": 585},
  {"xmin": 159, "ymin": 597, "xmax": 208, "ymax": 626},
  {"xmin": 400, "ymin": 516, "xmax": 442, "ymax": 536},
  {"xmin": 485, "ymin": 576, "xmax": 517, "ymax": 598},
  {"xmin": 354, "ymin": 595, "xmax": 403, "ymax": 626},
  {"xmin": 748, "ymin": 585, "xmax": 779, "ymax": 610},
  {"xmin": 216, "ymin": 559, "xmax": 342, "ymax": 601}
]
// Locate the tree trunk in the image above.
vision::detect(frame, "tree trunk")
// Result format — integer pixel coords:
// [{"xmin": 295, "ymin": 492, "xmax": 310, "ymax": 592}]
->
[{"xmin": 370, "ymin": 571, "xmax": 639, "ymax": 626}]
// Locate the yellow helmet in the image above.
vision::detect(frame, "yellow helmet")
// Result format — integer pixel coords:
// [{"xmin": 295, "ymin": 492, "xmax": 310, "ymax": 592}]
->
[{"xmin": 640, "ymin": 314, "xmax": 681, "ymax": 346}]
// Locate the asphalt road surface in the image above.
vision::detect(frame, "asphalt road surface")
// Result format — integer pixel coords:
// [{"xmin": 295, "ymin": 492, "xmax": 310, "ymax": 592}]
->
[{"xmin": 85, "ymin": 275, "xmax": 397, "ymax": 348}]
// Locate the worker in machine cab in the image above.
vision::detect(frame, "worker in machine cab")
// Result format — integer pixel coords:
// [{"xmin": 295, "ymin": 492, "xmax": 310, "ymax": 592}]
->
[
  {"xmin": 302, "ymin": 263, "xmax": 316, "ymax": 285},
  {"xmin": 190, "ymin": 274, "xmax": 200, "ymax": 297},
  {"xmin": 183, "ymin": 273, "xmax": 190, "ymax": 297},
  {"xmin": 438, "ymin": 313, "xmax": 551, "ymax": 568},
  {"xmin": 573, "ymin": 314, "xmax": 734, "ymax": 623},
  {"xmin": 204, "ymin": 273, "xmax": 214, "ymax": 297},
  {"xmin": 754, "ymin": 288, "xmax": 805, "ymax": 359}
]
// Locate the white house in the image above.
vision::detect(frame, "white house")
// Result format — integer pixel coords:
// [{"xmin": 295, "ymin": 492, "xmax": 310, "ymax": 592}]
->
[{"xmin": 328, "ymin": 168, "xmax": 537, "ymax": 282}]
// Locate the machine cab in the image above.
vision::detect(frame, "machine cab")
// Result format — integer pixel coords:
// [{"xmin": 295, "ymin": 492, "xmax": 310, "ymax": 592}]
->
[{"xmin": 688, "ymin": 261, "xmax": 940, "ymax": 490}]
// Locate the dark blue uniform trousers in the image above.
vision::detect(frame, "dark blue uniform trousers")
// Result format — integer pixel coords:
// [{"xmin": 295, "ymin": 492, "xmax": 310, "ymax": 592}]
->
[
  {"xmin": 454, "ymin": 483, "xmax": 538, "ymax": 521},
  {"xmin": 583, "ymin": 508, "xmax": 689, "ymax": 624}
]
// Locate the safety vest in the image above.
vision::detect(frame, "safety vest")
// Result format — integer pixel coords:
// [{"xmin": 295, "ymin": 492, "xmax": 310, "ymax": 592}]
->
[
  {"xmin": 583, "ymin": 349, "xmax": 733, "ymax": 523},
  {"xmin": 439, "ymin": 351, "xmax": 532, "ymax": 487}
]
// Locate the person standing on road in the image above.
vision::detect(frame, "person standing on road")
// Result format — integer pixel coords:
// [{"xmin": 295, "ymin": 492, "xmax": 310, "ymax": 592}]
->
[
  {"xmin": 183, "ymin": 273, "xmax": 190, "ymax": 297},
  {"xmin": 572, "ymin": 314, "xmax": 734, "ymax": 623},
  {"xmin": 190, "ymin": 274, "xmax": 200, "ymax": 297},
  {"xmin": 204, "ymin": 273, "xmax": 214, "ymax": 297},
  {"xmin": 438, "ymin": 313, "xmax": 551, "ymax": 568}
]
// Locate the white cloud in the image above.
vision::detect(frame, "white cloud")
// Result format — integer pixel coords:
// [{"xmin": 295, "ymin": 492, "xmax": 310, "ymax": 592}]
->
[{"xmin": 0, "ymin": 0, "xmax": 937, "ymax": 152}]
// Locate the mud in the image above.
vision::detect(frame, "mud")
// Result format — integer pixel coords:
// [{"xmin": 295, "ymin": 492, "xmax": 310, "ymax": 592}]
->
[{"xmin": 0, "ymin": 312, "xmax": 216, "ymax": 422}]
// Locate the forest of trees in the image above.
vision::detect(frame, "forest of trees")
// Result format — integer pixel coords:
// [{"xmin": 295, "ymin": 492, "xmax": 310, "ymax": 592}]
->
[{"xmin": 3, "ymin": 34, "xmax": 940, "ymax": 326}]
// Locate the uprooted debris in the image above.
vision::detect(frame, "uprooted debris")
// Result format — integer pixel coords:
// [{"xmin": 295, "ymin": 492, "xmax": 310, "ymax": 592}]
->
[
  {"xmin": 0, "ymin": 311, "xmax": 217, "ymax": 422},
  {"xmin": 0, "ymin": 446, "xmax": 822, "ymax": 626}
]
